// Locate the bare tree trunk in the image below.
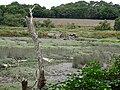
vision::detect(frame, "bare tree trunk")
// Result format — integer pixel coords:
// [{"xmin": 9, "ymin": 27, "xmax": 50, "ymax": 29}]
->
[
  {"xmin": 26, "ymin": 6, "xmax": 45, "ymax": 90},
  {"xmin": 22, "ymin": 80, "xmax": 28, "ymax": 90}
]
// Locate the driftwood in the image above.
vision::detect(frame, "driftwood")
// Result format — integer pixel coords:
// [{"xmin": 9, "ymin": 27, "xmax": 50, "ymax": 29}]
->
[{"xmin": 26, "ymin": 5, "xmax": 45, "ymax": 90}]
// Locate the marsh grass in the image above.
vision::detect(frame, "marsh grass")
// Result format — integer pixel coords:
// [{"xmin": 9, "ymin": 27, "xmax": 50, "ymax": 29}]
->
[
  {"xmin": 0, "ymin": 20, "xmax": 119, "ymax": 89},
  {"xmin": 0, "ymin": 37, "xmax": 120, "ymax": 61},
  {"xmin": 0, "ymin": 25, "xmax": 120, "ymax": 39},
  {"xmin": 0, "ymin": 82, "xmax": 21, "ymax": 90},
  {"xmin": 0, "ymin": 80, "xmax": 38, "ymax": 90},
  {"xmin": 0, "ymin": 37, "xmax": 120, "ymax": 89}
]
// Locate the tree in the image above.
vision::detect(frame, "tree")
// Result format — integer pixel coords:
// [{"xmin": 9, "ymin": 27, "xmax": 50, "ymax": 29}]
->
[
  {"xmin": 0, "ymin": 9, "xmax": 3, "ymax": 25},
  {"xmin": 3, "ymin": 13, "xmax": 26, "ymax": 27},
  {"xmin": 0, "ymin": 2, "xmax": 27, "ymax": 27},
  {"xmin": 1, "ymin": 0, "xmax": 120, "ymax": 26},
  {"xmin": 114, "ymin": 17, "xmax": 120, "ymax": 30},
  {"xmin": 26, "ymin": 5, "xmax": 45, "ymax": 90},
  {"xmin": 33, "ymin": 4, "xmax": 45, "ymax": 18},
  {"xmin": 6, "ymin": 2, "xmax": 26, "ymax": 16},
  {"xmin": 98, "ymin": 7, "xmax": 118, "ymax": 19}
]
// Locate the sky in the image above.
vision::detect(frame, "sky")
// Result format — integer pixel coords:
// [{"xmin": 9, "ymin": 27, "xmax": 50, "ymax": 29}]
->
[{"xmin": 0, "ymin": 0, "xmax": 119, "ymax": 9}]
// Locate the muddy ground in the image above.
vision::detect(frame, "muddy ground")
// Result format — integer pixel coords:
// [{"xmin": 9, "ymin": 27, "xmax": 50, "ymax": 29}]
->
[{"xmin": 0, "ymin": 63, "xmax": 77, "ymax": 83}]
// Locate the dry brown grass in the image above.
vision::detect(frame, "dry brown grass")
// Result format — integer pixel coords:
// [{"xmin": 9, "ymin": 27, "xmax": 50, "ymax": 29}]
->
[{"xmin": 34, "ymin": 18, "xmax": 115, "ymax": 26}]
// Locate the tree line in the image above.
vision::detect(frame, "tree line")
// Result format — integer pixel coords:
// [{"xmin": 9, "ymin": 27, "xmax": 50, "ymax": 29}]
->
[{"xmin": 0, "ymin": 1, "xmax": 120, "ymax": 26}]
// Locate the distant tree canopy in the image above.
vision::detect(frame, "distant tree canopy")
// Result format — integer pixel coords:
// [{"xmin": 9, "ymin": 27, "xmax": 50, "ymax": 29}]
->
[
  {"xmin": 0, "ymin": 1, "xmax": 30, "ymax": 26},
  {"xmin": 0, "ymin": 1, "xmax": 120, "ymax": 26},
  {"xmin": 50, "ymin": 1, "xmax": 120, "ymax": 19}
]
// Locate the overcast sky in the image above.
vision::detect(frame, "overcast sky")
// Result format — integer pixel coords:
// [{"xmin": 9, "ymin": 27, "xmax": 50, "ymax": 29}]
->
[{"xmin": 0, "ymin": 0, "xmax": 119, "ymax": 9}]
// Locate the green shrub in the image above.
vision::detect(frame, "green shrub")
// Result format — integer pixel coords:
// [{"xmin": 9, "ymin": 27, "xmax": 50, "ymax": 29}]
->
[
  {"xmin": 34, "ymin": 19, "xmax": 55, "ymax": 31},
  {"xmin": 3, "ymin": 14, "xmax": 26, "ymax": 27},
  {"xmin": 66, "ymin": 23, "xmax": 79, "ymax": 29},
  {"xmin": 114, "ymin": 17, "xmax": 120, "ymax": 30},
  {"xmin": 34, "ymin": 20, "xmax": 43, "ymax": 29},
  {"xmin": 105, "ymin": 55, "xmax": 120, "ymax": 90},
  {"xmin": 52, "ymin": 62, "xmax": 111, "ymax": 90},
  {"xmin": 52, "ymin": 56, "xmax": 120, "ymax": 90},
  {"xmin": 95, "ymin": 20, "xmax": 111, "ymax": 30},
  {"xmin": 42, "ymin": 19, "xmax": 55, "ymax": 28}
]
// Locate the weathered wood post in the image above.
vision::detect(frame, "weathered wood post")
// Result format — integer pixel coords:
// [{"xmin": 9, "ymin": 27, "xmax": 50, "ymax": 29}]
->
[{"xmin": 25, "ymin": 5, "xmax": 45, "ymax": 90}]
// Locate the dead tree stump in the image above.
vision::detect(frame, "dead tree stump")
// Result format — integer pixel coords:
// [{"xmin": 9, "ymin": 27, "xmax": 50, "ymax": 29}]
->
[{"xmin": 22, "ymin": 80, "xmax": 28, "ymax": 90}]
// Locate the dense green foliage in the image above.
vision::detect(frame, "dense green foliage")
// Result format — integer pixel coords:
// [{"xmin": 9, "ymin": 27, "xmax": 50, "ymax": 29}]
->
[
  {"xmin": 51, "ymin": 1, "xmax": 119, "ymax": 19},
  {"xmin": 52, "ymin": 56, "xmax": 120, "ymax": 90},
  {"xmin": 95, "ymin": 20, "xmax": 111, "ymax": 30},
  {"xmin": 34, "ymin": 19, "xmax": 55, "ymax": 30},
  {"xmin": 0, "ymin": 2, "xmax": 28, "ymax": 26},
  {"xmin": 3, "ymin": 14, "xmax": 26, "ymax": 27},
  {"xmin": 42, "ymin": 19, "xmax": 55, "ymax": 28},
  {"xmin": 0, "ymin": 1, "xmax": 120, "ymax": 26},
  {"xmin": 106, "ymin": 56, "xmax": 120, "ymax": 90},
  {"xmin": 114, "ymin": 17, "xmax": 120, "ymax": 30}
]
